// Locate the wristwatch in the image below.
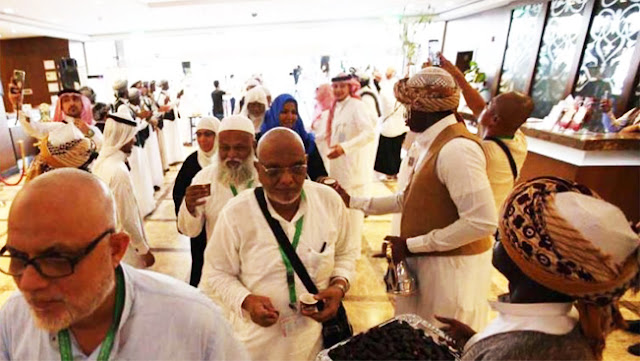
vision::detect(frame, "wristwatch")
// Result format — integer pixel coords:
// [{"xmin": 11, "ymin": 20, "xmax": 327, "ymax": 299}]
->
[{"xmin": 86, "ymin": 129, "xmax": 95, "ymax": 138}]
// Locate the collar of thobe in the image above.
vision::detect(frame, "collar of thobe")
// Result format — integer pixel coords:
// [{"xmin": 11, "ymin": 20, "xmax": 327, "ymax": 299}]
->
[
  {"xmin": 63, "ymin": 115, "xmax": 81, "ymax": 125},
  {"xmin": 51, "ymin": 264, "xmax": 136, "ymax": 359},
  {"xmin": 464, "ymin": 296, "xmax": 577, "ymax": 352},
  {"xmin": 264, "ymin": 183, "xmax": 308, "ymax": 225}
]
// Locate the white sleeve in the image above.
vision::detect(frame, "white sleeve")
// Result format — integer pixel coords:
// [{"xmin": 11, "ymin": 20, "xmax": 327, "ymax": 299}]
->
[
  {"xmin": 406, "ymin": 139, "xmax": 498, "ymax": 253},
  {"xmin": 350, "ymin": 193, "xmax": 404, "ymax": 215},
  {"xmin": 89, "ymin": 125, "xmax": 103, "ymax": 151},
  {"xmin": 0, "ymin": 304, "xmax": 9, "ymax": 361},
  {"xmin": 205, "ymin": 307, "xmax": 250, "ymax": 360},
  {"xmin": 18, "ymin": 112, "xmax": 62, "ymax": 139},
  {"xmin": 201, "ymin": 210, "xmax": 252, "ymax": 319},
  {"xmin": 340, "ymin": 101, "xmax": 375, "ymax": 154},
  {"xmin": 331, "ymin": 199, "xmax": 358, "ymax": 282},
  {"xmin": 112, "ymin": 171, "xmax": 150, "ymax": 255},
  {"xmin": 177, "ymin": 169, "xmax": 207, "ymax": 237}
]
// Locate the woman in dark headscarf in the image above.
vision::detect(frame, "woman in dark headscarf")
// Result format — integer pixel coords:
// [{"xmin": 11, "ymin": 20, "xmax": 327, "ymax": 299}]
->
[{"xmin": 260, "ymin": 94, "xmax": 328, "ymax": 181}]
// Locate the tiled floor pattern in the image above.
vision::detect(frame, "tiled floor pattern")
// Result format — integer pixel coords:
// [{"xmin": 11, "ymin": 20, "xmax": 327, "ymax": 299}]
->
[{"xmin": 0, "ymin": 160, "xmax": 639, "ymax": 360}]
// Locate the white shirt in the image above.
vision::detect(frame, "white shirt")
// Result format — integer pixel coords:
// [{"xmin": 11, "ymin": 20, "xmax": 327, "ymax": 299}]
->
[
  {"xmin": 378, "ymin": 79, "xmax": 409, "ymax": 138},
  {"xmin": 0, "ymin": 264, "xmax": 249, "ymax": 360},
  {"xmin": 19, "ymin": 113, "xmax": 103, "ymax": 151},
  {"xmin": 202, "ymin": 181, "xmax": 357, "ymax": 361},
  {"xmin": 92, "ymin": 151, "xmax": 150, "ymax": 256},
  {"xmin": 323, "ymin": 97, "xmax": 375, "ymax": 191},
  {"xmin": 464, "ymin": 299, "xmax": 578, "ymax": 352},
  {"xmin": 350, "ymin": 115, "xmax": 498, "ymax": 253},
  {"xmin": 482, "ymin": 130, "xmax": 528, "ymax": 213},
  {"xmin": 177, "ymin": 162, "xmax": 258, "ymax": 239}
]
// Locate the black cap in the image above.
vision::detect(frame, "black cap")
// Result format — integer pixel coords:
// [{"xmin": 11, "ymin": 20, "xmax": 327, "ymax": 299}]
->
[{"xmin": 57, "ymin": 88, "xmax": 81, "ymax": 97}]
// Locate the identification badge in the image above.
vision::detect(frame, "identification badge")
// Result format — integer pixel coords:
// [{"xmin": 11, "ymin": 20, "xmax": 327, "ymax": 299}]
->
[
  {"xmin": 408, "ymin": 157, "xmax": 415, "ymax": 167},
  {"xmin": 279, "ymin": 314, "xmax": 303, "ymax": 337}
]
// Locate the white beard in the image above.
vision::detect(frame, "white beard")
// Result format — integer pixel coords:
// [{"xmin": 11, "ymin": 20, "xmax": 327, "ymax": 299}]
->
[{"xmin": 216, "ymin": 156, "xmax": 255, "ymax": 185}]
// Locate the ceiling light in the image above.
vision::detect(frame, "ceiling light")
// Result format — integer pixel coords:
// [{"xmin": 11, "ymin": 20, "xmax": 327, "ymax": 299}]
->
[
  {"xmin": 3, "ymin": 8, "xmax": 15, "ymax": 14},
  {"xmin": 11, "ymin": 29, "xmax": 17, "ymax": 33}
]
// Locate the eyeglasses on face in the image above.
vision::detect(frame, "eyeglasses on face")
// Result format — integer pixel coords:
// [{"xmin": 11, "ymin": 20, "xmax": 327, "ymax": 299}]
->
[
  {"xmin": 0, "ymin": 228, "xmax": 115, "ymax": 279},
  {"xmin": 258, "ymin": 163, "xmax": 307, "ymax": 179}
]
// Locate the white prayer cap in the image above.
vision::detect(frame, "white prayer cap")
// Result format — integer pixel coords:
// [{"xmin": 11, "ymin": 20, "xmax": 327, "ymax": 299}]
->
[
  {"xmin": 218, "ymin": 115, "xmax": 255, "ymax": 136},
  {"xmin": 48, "ymin": 123, "xmax": 85, "ymax": 147},
  {"xmin": 555, "ymin": 192, "xmax": 639, "ymax": 266},
  {"xmin": 113, "ymin": 79, "xmax": 128, "ymax": 91},
  {"xmin": 245, "ymin": 86, "xmax": 268, "ymax": 106},
  {"xmin": 197, "ymin": 116, "xmax": 220, "ymax": 133}
]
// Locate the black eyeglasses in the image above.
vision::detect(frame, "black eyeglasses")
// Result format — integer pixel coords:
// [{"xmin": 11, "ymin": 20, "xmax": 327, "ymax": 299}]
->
[
  {"xmin": 258, "ymin": 163, "xmax": 307, "ymax": 179},
  {"xmin": 0, "ymin": 228, "xmax": 115, "ymax": 279}
]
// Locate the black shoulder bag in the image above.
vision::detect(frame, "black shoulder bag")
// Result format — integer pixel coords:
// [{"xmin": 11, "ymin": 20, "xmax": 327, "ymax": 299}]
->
[
  {"xmin": 485, "ymin": 137, "xmax": 518, "ymax": 180},
  {"xmin": 254, "ymin": 187, "xmax": 353, "ymax": 348}
]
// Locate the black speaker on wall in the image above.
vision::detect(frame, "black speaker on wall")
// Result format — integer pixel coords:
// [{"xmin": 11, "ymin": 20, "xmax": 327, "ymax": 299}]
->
[{"xmin": 58, "ymin": 58, "xmax": 80, "ymax": 91}]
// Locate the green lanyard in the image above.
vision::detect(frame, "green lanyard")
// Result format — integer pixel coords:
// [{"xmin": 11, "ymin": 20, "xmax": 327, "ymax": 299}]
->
[
  {"xmin": 230, "ymin": 179, "xmax": 254, "ymax": 196},
  {"xmin": 278, "ymin": 216, "xmax": 305, "ymax": 310},
  {"xmin": 58, "ymin": 266, "xmax": 125, "ymax": 361}
]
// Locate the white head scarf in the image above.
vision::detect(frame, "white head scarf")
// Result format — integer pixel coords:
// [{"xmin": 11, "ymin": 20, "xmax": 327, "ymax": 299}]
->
[
  {"xmin": 240, "ymin": 86, "xmax": 268, "ymax": 130},
  {"xmin": 93, "ymin": 107, "xmax": 137, "ymax": 170},
  {"xmin": 196, "ymin": 116, "xmax": 220, "ymax": 167}
]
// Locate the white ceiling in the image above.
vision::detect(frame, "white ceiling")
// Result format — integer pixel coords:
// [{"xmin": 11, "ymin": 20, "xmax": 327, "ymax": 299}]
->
[{"xmin": 0, "ymin": 0, "xmax": 513, "ymax": 40}]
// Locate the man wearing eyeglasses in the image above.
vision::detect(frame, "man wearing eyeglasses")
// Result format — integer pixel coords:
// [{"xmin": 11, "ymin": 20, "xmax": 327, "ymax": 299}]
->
[
  {"xmin": 202, "ymin": 128, "xmax": 357, "ymax": 361},
  {"xmin": 0, "ymin": 168, "xmax": 249, "ymax": 360},
  {"xmin": 178, "ymin": 115, "xmax": 259, "ymax": 243}
]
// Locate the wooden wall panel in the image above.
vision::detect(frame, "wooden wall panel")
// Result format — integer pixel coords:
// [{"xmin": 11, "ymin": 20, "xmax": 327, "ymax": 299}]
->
[{"xmin": 0, "ymin": 37, "xmax": 70, "ymax": 111}]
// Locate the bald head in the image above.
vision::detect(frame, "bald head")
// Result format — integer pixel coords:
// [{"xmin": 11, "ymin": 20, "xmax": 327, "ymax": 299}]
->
[
  {"xmin": 480, "ymin": 92, "xmax": 533, "ymax": 138},
  {"xmin": 10, "ymin": 169, "xmax": 116, "ymax": 239},
  {"xmin": 257, "ymin": 127, "xmax": 305, "ymax": 162}
]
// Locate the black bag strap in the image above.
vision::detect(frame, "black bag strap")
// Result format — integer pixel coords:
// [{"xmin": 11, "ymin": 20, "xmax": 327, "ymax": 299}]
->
[
  {"xmin": 254, "ymin": 187, "xmax": 323, "ymax": 300},
  {"xmin": 486, "ymin": 137, "xmax": 518, "ymax": 180}
]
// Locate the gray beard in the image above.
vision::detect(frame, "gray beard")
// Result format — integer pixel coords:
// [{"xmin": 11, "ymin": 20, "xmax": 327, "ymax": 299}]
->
[{"xmin": 216, "ymin": 157, "xmax": 255, "ymax": 185}]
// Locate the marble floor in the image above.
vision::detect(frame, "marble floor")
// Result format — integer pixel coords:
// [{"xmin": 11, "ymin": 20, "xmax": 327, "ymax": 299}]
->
[{"xmin": 0, "ymin": 156, "xmax": 639, "ymax": 360}]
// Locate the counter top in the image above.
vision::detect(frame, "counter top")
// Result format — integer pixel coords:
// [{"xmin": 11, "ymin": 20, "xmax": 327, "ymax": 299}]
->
[{"xmin": 521, "ymin": 123, "xmax": 640, "ymax": 151}]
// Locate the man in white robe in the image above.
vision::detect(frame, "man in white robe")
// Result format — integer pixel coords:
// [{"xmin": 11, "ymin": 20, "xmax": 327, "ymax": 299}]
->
[
  {"xmin": 331, "ymin": 68, "xmax": 497, "ymax": 331},
  {"xmin": 178, "ymin": 115, "xmax": 258, "ymax": 241},
  {"xmin": 157, "ymin": 79, "xmax": 184, "ymax": 165},
  {"xmin": 203, "ymin": 128, "xmax": 357, "ymax": 361},
  {"xmin": 319, "ymin": 73, "xmax": 375, "ymax": 258},
  {"xmin": 92, "ymin": 108, "xmax": 155, "ymax": 268},
  {"xmin": 129, "ymin": 87, "xmax": 164, "ymax": 189}
]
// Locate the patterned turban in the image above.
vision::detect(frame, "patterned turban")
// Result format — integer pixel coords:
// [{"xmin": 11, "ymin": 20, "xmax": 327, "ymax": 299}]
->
[
  {"xmin": 26, "ymin": 124, "xmax": 96, "ymax": 181},
  {"xmin": 498, "ymin": 176, "xmax": 640, "ymax": 359},
  {"xmin": 394, "ymin": 67, "xmax": 460, "ymax": 112}
]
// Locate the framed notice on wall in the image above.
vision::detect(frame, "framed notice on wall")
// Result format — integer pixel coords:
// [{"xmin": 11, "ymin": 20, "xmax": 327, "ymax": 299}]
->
[
  {"xmin": 47, "ymin": 82, "xmax": 59, "ymax": 93},
  {"xmin": 43, "ymin": 60, "xmax": 55, "ymax": 70},
  {"xmin": 45, "ymin": 71, "xmax": 58, "ymax": 82}
]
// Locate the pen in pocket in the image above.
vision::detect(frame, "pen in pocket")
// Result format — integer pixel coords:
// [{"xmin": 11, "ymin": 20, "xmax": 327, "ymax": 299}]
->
[{"xmin": 320, "ymin": 242, "xmax": 327, "ymax": 253}]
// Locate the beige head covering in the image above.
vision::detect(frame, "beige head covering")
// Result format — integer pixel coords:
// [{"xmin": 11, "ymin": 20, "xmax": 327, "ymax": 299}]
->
[
  {"xmin": 394, "ymin": 67, "xmax": 460, "ymax": 112},
  {"xmin": 219, "ymin": 115, "xmax": 255, "ymax": 136},
  {"xmin": 196, "ymin": 116, "xmax": 220, "ymax": 167}
]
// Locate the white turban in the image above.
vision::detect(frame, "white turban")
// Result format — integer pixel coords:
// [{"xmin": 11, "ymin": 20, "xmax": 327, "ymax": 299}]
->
[
  {"xmin": 219, "ymin": 115, "xmax": 255, "ymax": 136},
  {"xmin": 113, "ymin": 79, "xmax": 128, "ymax": 91},
  {"xmin": 245, "ymin": 86, "xmax": 268, "ymax": 106},
  {"xmin": 128, "ymin": 88, "xmax": 141, "ymax": 100}
]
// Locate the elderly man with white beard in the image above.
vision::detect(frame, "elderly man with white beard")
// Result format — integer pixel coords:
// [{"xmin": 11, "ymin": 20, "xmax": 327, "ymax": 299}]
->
[{"xmin": 178, "ymin": 115, "xmax": 259, "ymax": 241}]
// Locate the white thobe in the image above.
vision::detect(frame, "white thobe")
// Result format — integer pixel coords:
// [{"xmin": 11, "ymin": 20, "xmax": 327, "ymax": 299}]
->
[
  {"xmin": 482, "ymin": 130, "xmax": 528, "ymax": 213},
  {"xmin": 0, "ymin": 264, "xmax": 249, "ymax": 360},
  {"xmin": 378, "ymin": 80, "xmax": 408, "ymax": 138},
  {"xmin": 147, "ymin": 94, "xmax": 169, "ymax": 171},
  {"xmin": 325, "ymin": 97, "xmax": 375, "ymax": 258},
  {"xmin": 350, "ymin": 115, "xmax": 498, "ymax": 331},
  {"xmin": 357, "ymin": 88, "xmax": 381, "ymax": 179},
  {"xmin": 177, "ymin": 163, "xmax": 258, "ymax": 240},
  {"xmin": 92, "ymin": 151, "xmax": 151, "ymax": 268},
  {"xmin": 117, "ymin": 104, "xmax": 156, "ymax": 217},
  {"xmin": 202, "ymin": 181, "xmax": 357, "ymax": 361},
  {"xmin": 464, "ymin": 298, "xmax": 577, "ymax": 352},
  {"xmin": 129, "ymin": 103, "xmax": 164, "ymax": 188},
  {"xmin": 157, "ymin": 90, "xmax": 184, "ymax": 164}
]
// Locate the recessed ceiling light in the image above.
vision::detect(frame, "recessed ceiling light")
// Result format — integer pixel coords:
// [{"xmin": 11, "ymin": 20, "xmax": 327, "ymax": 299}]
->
[
  {"xmin": 11, "ymin": 29, "xmax": 17, "ymax": 33},
  {"xmin": 3, "ymin": 8, "xmax": 15, "ymax": 14}
]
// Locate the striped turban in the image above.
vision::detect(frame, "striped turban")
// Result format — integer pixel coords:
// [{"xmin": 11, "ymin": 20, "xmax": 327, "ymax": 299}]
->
[
  {"xmin": 498, "ymin": 176, "xmax": 640, "ymax": 359},
  {"xmin": 394, "ymin": 67, "xmax": 460, "ymax": 113}
]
